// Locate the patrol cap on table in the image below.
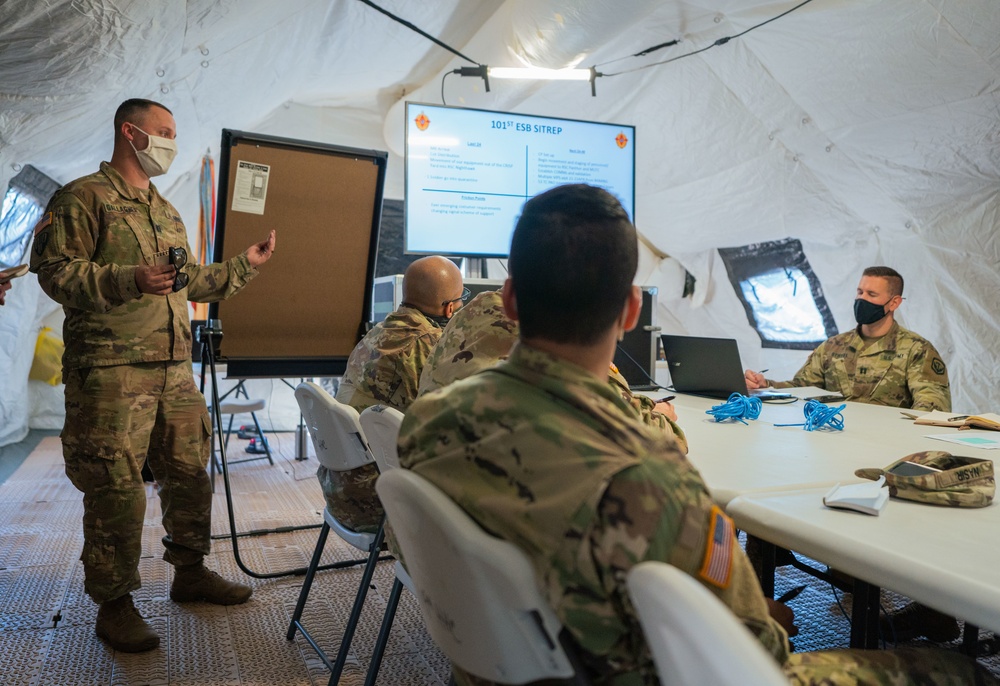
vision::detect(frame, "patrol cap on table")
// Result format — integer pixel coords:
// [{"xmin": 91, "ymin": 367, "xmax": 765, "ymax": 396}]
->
[{"xmin": 855, "ymin": 450, "xmax": 994, "ymax": 508}]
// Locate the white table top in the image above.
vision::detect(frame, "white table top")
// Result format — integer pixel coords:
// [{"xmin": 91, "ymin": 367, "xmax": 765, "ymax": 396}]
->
[
  {"xmin": 728, "ymin": 488, "xmax": 1000, "ymax": 634},
  {"xmin": 665, "ymin": 394, "xmax": 997, "ymax": 507}
]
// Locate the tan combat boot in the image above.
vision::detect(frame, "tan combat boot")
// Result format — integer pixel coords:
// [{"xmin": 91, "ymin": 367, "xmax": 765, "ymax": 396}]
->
[
  {"xmin": 95, "ymin": 594, "xmax": 160, "ymax": 652},
  {"xmin": 170, "ymin": 563, "xmax": 252, "ymax": 605}
]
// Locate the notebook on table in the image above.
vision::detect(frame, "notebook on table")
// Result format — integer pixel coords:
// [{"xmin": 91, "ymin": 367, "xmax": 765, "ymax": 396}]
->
[{"xmin": 659, "ymin": 334, "xmax": 792, "ymax": 401}]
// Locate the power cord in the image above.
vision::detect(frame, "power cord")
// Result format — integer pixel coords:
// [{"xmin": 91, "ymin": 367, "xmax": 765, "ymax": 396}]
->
[
  {"xmin": 614, "ymin": 341, "xmax": 667, "ymax": 391},
  {"xmin": 599, "ymin": 0, "xmax": 817, "ymax": 78}
]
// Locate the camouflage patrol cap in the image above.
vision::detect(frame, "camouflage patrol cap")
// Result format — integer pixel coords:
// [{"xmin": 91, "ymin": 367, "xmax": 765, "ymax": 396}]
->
[{"xmin": 855, "ymin": 451, "xmax": 994, "ymax": 508}]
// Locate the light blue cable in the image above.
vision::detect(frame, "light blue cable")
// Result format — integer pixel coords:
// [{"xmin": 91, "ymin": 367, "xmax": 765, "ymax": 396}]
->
[
  {"xmin": 706, "ymin": 393, "xmax": 762, "ymax": 425},
  {"xmin": 775, "ymin": 398, "xmax": 847, "ymax": 431}
]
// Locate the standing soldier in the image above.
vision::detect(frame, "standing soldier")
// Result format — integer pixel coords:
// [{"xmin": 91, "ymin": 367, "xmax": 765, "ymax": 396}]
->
[{"xmin": 30, "ymin": 98, "xmax": 275, "ymax": 652}]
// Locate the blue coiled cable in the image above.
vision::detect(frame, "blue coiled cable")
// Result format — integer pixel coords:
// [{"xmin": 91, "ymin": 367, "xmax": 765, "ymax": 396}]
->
[
  {"xmin": 706, "ymin": 393, "xmax": 762, "ymax": 425},
  {"xmin": 775, "ymin": 398, "xmax": 847, "ymax": 431},
  {"xmin": 802, "ymin": 399, "xmax": 846, "ymax": 431}
]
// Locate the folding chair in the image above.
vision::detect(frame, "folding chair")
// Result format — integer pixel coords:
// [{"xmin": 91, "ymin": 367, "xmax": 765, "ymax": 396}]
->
[
  {"xmin": 286, "ymin": 382, "xmax": 384, "ymax": 686},
  {"xmin": 626, "ymin": 561, "xmax": 788, "ymax": 686},
  {"xmin": 375, "ymin": 469, "xmax": 589, "ymax": 685},
  {"xmin": 357, "ymin": 405, "xmax": 407, "ymax": 685}
]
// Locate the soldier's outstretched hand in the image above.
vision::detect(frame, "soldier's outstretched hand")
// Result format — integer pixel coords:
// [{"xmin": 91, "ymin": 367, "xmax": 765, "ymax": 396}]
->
[{"xmin": 246, "ymin": 230, "xmax": 276, "ymax": 268}]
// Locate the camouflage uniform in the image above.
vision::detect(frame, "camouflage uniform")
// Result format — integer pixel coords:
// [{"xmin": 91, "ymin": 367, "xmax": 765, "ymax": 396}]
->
[
  {"xmin": 399, "ymin": 343, "xmax": 992, "ymax": 686},
  {"xmin": 418, "ymin": 290, "xmax": 518, "ymax": 396},
  {"xmin": 322, "ymin": 305, "xmax": 442, "ymax": 533},
  {"xmin": 770, "ymin": 321, "xmax": 951, "ymax": 411},
  {"xmin": 608, "ymin": 364, "xmax": 688, "ymax": 454},
  {"xmin": 418, "ymin": 290, "xmax": 687, "ymax": 450},
  {"xmin": 29, "ymin": 162, "xmax": 258, "ymax": 603}
]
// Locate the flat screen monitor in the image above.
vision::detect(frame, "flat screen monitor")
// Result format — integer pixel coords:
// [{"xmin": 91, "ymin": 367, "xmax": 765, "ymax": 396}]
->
[{"xmin": 404, "ymin": 102, "xmax": 635, "ymax": 257}]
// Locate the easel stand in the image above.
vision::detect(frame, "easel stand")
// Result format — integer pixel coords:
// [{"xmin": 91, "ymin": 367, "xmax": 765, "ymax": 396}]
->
[{"xmin": 198, "ymin": 321, "xmax": 379, "ymax": 579}]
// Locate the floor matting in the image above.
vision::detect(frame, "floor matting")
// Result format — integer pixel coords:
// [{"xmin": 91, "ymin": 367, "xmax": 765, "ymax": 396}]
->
[{"xmin": 1, "ymin": 434, "xmax": 995, "ymax": 684}]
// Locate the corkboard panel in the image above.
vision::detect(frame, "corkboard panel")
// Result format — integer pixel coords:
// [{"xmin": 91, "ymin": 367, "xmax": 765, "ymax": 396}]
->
[{"xmin": 210, "ymin": 130, "xmax": 386, "ymax": 377}]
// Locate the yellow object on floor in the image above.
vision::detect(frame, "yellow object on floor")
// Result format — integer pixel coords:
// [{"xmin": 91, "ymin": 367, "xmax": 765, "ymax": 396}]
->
[{"xmin": 28, "ymin": 326, "xmax": 64, "ymax": 386}]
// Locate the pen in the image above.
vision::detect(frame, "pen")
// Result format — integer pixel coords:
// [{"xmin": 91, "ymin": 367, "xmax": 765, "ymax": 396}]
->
[
  {"xmin": 656, "ymin": 396, "xmax": 676, "ymax": 403},
  {"xmin": 758, "ymin": 369, "xmax": 769, "ymax": 375},
  {"xmin": 776, "ymin": 584, "xmax": 807, "ymax": 603}
]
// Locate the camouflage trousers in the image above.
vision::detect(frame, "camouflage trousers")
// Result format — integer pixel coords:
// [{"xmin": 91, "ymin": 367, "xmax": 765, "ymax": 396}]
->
[
  {"xmin": 62, "ymin": 361, "xmax": 213, "ymax": 604},
  {"xmin": 785, "ymin": 646, "xmax": 998, "ymax": 685},
  {"xmin": 316, "ymin": 463, "xmax": 384, "ymax": 534}
]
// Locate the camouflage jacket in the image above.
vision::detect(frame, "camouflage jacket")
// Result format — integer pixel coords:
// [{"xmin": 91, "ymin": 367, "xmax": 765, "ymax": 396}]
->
[
  {"xmin": 608, "ymin": 365, "xmax": 688, "ymax": 454},
  {"xmin": 771, "ymin": 321, "xmax": 951, "ymax": 411},
  {"xmin": 29, "ymin": 162, "xmax": 256, "ymax": 370},
  {"xmin": 336, "ymin": 305, "xmax": 442, "ymax": 413},
  {"xmin": 417, "ymin": 290, "xmax": 518, "ymax": 396},
  {"xmin": 399, "ymin": 343, "xmax": 787, "ymax": 686},
  {"xmin": 417, "ymin": 291, "xmax": 687, "ymax": 449}
]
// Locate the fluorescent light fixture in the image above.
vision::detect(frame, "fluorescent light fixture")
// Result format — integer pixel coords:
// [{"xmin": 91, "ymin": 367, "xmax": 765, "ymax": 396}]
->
[
  {"xmin": 488, "ymin": 66, "xmax": 591, "ymax": 81},
  {"xmin": 454, "ymin": 64, "xmax": 601, "ymax": 95}
]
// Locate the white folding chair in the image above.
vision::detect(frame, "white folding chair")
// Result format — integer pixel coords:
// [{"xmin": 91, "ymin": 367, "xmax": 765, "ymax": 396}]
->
[
  {"xmin": 357, "ymin": 405, "xmax": 408, "ymax": 685},
  {"xmin": 626, "ymin": 561, "xmax": 788, "ymax": 686},
  {"xmin": 359, "ymin": 404, "xmax": 404, "ymax": 473},
  {"xmin": 375, "ymin": 468, "xmax": 588, "ymax": 685},
  {"xmin": 286, "ymin": 382, "xmax": 384, "ymax": 686}
]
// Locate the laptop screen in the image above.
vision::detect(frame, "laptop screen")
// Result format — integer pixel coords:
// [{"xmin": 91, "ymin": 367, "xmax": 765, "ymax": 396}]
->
[{"xmin": 659, "ymin": 334, "xmax": 751, "ymax": 400}]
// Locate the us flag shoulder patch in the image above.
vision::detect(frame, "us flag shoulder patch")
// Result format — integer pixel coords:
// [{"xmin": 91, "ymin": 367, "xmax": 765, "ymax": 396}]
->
[{"xmin": 698, "ymin": 505, "xmax": 734, "ymax": 589}]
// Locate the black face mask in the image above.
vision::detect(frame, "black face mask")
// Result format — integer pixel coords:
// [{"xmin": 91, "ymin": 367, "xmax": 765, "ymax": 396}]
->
[
  {"xmin": 854, "ymin": 298, "xmax": 889, "ymax": 326},
  {"xmin": 427, "ymin": 313, "xmax": 451, "ymax": 328}
]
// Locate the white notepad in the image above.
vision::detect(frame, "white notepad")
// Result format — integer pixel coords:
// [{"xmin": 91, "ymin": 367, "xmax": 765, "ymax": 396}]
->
[{"xmin": 823, "ymin": 477, "xmax": 888, "ymax": 516}]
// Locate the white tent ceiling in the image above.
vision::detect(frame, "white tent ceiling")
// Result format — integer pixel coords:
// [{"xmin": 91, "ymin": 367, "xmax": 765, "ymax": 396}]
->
[{"xmin": 1, "ymin": 0, "xmax": 998, "ymax": 446}]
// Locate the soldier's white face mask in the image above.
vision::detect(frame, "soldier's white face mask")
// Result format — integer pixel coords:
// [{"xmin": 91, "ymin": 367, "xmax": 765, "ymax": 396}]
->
[{"xmin": 127, "ymin": 124, "xmax": 177, "ymax": 177}]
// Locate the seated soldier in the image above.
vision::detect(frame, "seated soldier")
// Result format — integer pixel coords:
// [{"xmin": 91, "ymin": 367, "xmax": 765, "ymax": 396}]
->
[
  {"xmin": 398, "ymin": 184, "xmax": 993, "ymax": 686},
  {"xmin": 418, "ymin": 286, "xmax": 688, "ymax": 452},
  {"xmin": 746, "ymin": 266, "xmax": 955, "ymax": 640},
  {"xmin": 745, "ymin": 266, "xmax": 950, "ymax": 412},
  {"xmin": 318, "ymin": 255, "xmax": 464, "ymax": 533}
]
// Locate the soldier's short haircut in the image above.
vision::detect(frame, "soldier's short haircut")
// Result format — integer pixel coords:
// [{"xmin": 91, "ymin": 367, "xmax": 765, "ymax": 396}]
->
[
  {"xmin": 862, "ymin": 266, "xmax": 904, "ymax": 296},
  {"xmin": 509, "ymin": 184, "xmax": 637, "ymax": 345},
  {"xmin": 114, "ymin": 98, "xmax": 172, "ymax": 132}
]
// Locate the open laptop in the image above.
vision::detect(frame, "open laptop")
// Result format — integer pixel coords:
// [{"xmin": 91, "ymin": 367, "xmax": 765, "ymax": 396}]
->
[{"xmin": 659, "ymin": 334, "xmax": 792, "ymax": 400}]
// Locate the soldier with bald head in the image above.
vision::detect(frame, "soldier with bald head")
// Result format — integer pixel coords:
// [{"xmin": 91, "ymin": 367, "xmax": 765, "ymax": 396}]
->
[{"xmin": 319, "ymin": 255, "xmax": 465, "ymax": 533}]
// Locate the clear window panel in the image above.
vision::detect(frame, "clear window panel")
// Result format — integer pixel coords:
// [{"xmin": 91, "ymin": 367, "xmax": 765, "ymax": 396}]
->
[
  {"xmin": 739, "ymin": 268, "xmax": 826, "ymax": 343},
  {"xmin": 0, "ymin": 186, "xmax": 44, "ymax": 267}
]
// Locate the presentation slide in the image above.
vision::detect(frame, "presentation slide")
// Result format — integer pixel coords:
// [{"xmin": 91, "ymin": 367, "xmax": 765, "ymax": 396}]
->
[{"xmin": 405, "ymin": 103, "xmax": 635, "ymax": 257}]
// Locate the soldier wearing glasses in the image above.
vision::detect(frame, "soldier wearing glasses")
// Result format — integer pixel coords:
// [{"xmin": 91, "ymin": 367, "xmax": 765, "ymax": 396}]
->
[
  {"xmin": 29, "ymin": 98, "xmax": 275, "ymax": 653},
  {"xmin": 324, "ymin": 255, "xmax": 464, "ymax": 533}
]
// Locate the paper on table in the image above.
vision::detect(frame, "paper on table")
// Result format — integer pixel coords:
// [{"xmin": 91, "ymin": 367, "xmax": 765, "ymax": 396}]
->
[{"xmin": 924, "ymin": 432, "xmax": 1000, "ymax": 450}]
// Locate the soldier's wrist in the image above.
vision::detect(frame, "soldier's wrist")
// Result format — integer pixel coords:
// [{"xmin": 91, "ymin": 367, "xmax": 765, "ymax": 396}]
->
[{"xmin": 121, "ymin": 265, "xmax": 142, "ymax": 300}]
